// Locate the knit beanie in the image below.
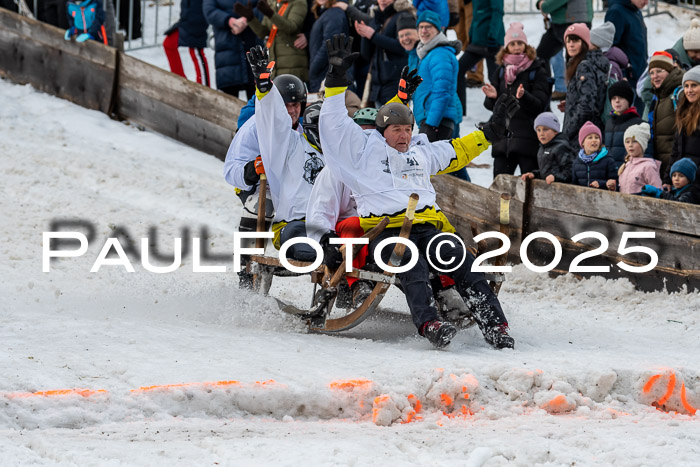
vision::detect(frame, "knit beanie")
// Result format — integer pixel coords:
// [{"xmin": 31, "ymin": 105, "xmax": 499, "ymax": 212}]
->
[
  {"xmin": 648, "ymin": 51, "xmax": 674, "ymax": 72},
  {"xmin": 590, "ymin": 21, "xmax": 615, "ymax": 51},
  {"xmin": 564, "ymin": 23, "xmax": 591, "ymax": 49},
  {"xmin": 533, "ymin": 112, "xmax": 560, "ymax": 132},
  {"xmin": 396, "ymin": 14, "xmax": 417, "ymax": 32},
  {"xmin": 607, "ymin": 80, "xmax": 635, "ymax": 105},
  {"xmin": 682, "ymin": 65, "xmax": 700, "ymax": 86},
  {"xmin": 670, "ymin": 158, "xmax": 698, "ymax": 184},
  {"xmin": 683, "ymin": 18, "xmax": 700, "ymax": 51},
  {"xmin": 416, "ymin": 10, "xmax": 441, "ymax": 32},
  {"xmin": 623, "ymin": 122, "xmax": 651, "ymax": 153},
  {"xmin": 578, "ymin": 121, "xmax": 602, "ymax": 148},
  {"xmin": 505, "ymin": 22, "xmax": 528, "ymax": 47}
]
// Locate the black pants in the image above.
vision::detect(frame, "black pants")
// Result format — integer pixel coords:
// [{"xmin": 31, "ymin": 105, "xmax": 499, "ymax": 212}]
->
[
  {"xmin": 493, "ymin": 154, "xmax": 539, "ymax": 177},
  {"xmin": 221, "ymin": 84, "xmax": 255, "ymax": 101},
  {"xmin": 369, "ymin": 224, "xmax": 508, "ymax": 331},
  {"xmin": 457, "ymin": 44, "xmax": 499, "ymax": 115}
]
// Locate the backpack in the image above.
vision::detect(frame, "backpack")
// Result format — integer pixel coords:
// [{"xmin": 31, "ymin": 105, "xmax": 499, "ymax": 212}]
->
[{"xmin": 67, "ymin": 0, "xmax": 98, "ymax": 33}]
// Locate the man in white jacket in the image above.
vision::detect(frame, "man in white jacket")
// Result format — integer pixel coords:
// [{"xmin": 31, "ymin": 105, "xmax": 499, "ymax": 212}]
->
[
  {"xmin": 222, "ymin": 73, "xmax": 307, "ymax": 288},
  {"xmin": 246, "ymin": 46, "xmax": 326, "ymax": 261},
  {"xmin": 318, "ymin": 34, "xmax": 519, "ymax": 349}
]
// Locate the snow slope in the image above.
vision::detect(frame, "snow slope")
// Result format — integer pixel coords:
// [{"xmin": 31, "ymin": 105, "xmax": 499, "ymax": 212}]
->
[{"xmin": 1, "ymin": 74, "xmax": 699, "ymax": 465}]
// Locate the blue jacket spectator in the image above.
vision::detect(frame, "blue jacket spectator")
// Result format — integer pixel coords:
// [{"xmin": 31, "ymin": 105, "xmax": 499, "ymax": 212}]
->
[
  {"xmin": 604, "ymin": 0, "xmax": 648, "ymax": 86},
  {"xmin": 203, "ymin": 0, "xmax": 260, "ymax": 96},
  {"xmin": 179, "ymin": 0, "xmax": 209, "ymax": 49},
  {"xmin": 308, "ymin": 2, "xmax": 351, "ymax": 92}
]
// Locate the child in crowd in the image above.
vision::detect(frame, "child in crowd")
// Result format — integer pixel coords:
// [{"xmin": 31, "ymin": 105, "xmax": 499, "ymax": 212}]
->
[
  {"xmin": 521, "ymin": 112, "xmax": 574, "ymax": 184},
  {"xmin": 642, "ymin": 158, "xmax": 700, "ymax": 204},
  {"xmin": 571, "ymin": 121, "xmax": 617, "ymax": 190},
  {"xmin": 64, "ymin": 0, "xmax": 107, "ymax": 44},
  {"xmin": 617, "ymin": 123, "xmax": 662, "ymax": 194},
  {"xmin": 604, "ymin": 80, "xmax": 643, "ymax": 169}
]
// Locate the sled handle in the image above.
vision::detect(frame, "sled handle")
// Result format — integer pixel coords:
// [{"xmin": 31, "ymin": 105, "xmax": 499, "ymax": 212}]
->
[
  {"xmin": 491, "ymin": 193, "xmax": 510, "ymax": 294},
  {"xmin": 387, "ymin": 193, "xmax": 419, "ymax": 268},
  {"xmin": 255, "ymin": 174, "xmax": 267, "ymax": 250}
]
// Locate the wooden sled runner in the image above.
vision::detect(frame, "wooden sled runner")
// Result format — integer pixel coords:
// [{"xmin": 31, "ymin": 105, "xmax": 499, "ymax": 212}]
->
[{"xmin": 247, "ymin": 185, "xmax": 509, "ymax": 333}]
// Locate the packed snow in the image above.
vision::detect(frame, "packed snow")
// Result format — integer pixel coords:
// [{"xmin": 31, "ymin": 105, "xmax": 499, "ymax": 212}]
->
[{"xmin": 1, "ymin": 4, "xmax": 700, "ymax": 466}]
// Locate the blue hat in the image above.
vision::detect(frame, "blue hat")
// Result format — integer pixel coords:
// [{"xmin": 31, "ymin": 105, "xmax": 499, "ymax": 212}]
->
[
  {"xmin": 670, "ymin": 158, "xmax": 697, "ymax": 184},
  {"xmin": 416, "ymin": 11, "xmax": 442, "ymax": 32}
]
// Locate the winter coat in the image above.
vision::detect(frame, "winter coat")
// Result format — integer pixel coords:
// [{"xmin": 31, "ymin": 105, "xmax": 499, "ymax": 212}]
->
[
  {"xmin": 539, "ymin": 0, "xmax": 592, "ymax": 26},
  {"xmin": 563, "ymin": 49, "xmax": 610, "ymax": 149},
  {"xmin": 358, "ymin": 0, "xmax": 415, "ymax": 104},
  {"xmin": 604, "ymin": 46, "xmax": 629, "ymax": 82},
  {"xmin": 618, "ymin": 156, "xmax": 662, "ymax": 194},
  {"xmin": 178, "ymin": 0, "xmax": 208, "ymax": 49},
  {"xmin": 671, "ymin": 37, "xmax": 700, "ymax": 70},
  {"xmin": 413, "ymin": 36, "xmax": 463, "ymax": 128},
  {"xmin": 203, "ymin": 0, "xmax": 260, "ymax": 89},
  {"xmin": 414, "ymin": 0, "xmax": 450, "ymax": 28},
  {"xmin": 65, "ymin": 0, "xmax": 105, "ymax": 40},
  {"xmin": 648, "ymin": 67, "xmax": 683, "ymax": 177},
  {"xmin": 658, "ymin": 184, "xmax": 700, "ymax": 204},
  {"xmin": 485, "ymin": 57, "xmax": 551, "ymax": 161},
  {"xmin": 666, "ymin": 127, "xmax": 700, "ymax": 186},
  {"xmin": 604, "ymin": 107, "xmax": 643, "ymax": 168},
  {"xmin": 604, "ymin": 0, "xmax": 647, "ymax": 85},
  {"xmin": 248, "ymin": 0, "xmax": 309, "ymax": 81},
  {"xmin": 571, "ymin": 148, "xmax": 618, "ymax": 188},
  {"xmin": 308, "ymin": 7, "xmax": 350, "ymax": 92},
  {"xmin": 532, "ymin": 133, "xmax": 575, "ymax": 183},
  {"xmin": 469, "ymin": 0, "xmax": 505, "ymax": 48}
]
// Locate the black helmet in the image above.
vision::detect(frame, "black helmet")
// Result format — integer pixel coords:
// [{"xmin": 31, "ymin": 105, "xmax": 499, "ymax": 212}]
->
[
  {"xmin": 274, "ymin": 74, "xmax": 307, "ymax": 106},
  {"xmin": 303, "ymin": 101, "xmax": 322, "ymax": 151},
  {"xmin": 375, "ymin": 103, "xmax": 414, "ymax": 134}
]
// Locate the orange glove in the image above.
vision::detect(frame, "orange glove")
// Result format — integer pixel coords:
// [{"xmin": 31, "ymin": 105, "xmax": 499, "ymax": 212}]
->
[{"xmin": 254, "ymin": 155, "xmax": 265, "ymax": 175}]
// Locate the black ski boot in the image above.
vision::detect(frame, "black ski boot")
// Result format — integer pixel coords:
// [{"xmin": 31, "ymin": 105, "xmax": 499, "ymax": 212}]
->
[
  {"xmin": 335, "ymin": 281, "xmax": 353, "ymax": 309},
  {"xmin": 351, "ymin": 280, "xmax": 373, "ymax": 309},
  {"xmin": 420, "ymin": 319, "xmax": 458, "ymax": 348},
  {"xmin": 483, "ymin": 324, "xmax": 515, "ymax": 349}
]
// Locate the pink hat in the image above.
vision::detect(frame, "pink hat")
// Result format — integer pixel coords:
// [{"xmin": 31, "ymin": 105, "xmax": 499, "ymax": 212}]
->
[
  {"xmin": 505, "ymin": 22, "xmax": 528, "ymax": 47},
  {"xmin": 564, "ymin": 23, "xmax": 591, "ymax": 49},
  {"xmin": 578, "ymin": 121, "xmax": 602, "ymax": 148}
]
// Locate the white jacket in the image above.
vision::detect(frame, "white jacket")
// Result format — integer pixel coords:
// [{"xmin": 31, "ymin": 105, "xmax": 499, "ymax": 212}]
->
[
  {"xmin": 256, "ymin": 86, "xmax": 325, "ymax": 241},
  {"xmin": 306, "ymin": 167, "xmax": 357, "ymax": 243},
  {"xmin": 223, "ymin": 117, "xmax": 260, "ymax": 191},
  {"xmin": 319, "ymin": 91, "xmax": 489, "ymax": 231}
]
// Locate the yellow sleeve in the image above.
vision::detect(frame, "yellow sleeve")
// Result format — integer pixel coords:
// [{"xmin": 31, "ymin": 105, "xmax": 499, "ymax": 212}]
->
[
  {"xmin": 255, "ymin": 88, "xmax": 270, "ymax": 100},
  {"xmin": 385, "ymin": 94, "xmax": 403, "ymax": 105},
  {"xmin": 437, "ymin": 130, "xmax": 491, "ymax": 175},
  {"xmin": 324, "ymin": 86, "xmax": 347, "ymax": 98}
]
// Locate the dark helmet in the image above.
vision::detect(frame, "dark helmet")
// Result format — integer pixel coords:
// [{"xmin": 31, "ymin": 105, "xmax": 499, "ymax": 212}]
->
[
  {"xmin": 352, "ymin": 107, "xmax": 378, "ymax": 126},
  {"xmin": 375, "ymin": 103, "xmax": 414, "ymax": 134},
  {"xmin": 303, "ymin": 101, "xmax": 323, "ymax": 151},
  {"xmin": 274, "ymin": 74, "xmax": 307, "ymax": 107}
]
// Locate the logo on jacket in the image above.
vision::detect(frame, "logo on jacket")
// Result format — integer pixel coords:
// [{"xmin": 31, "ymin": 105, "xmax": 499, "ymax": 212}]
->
[
  {"xmin": 303, "ymin": 152, "xmax": 324, "ymax": 184},
  {"xmin": 381, "ymin": 157, "xmax": 390, "ymax": 173}
]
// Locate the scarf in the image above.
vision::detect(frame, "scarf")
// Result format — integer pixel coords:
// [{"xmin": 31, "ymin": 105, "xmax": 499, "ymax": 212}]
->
[
  {"xmin": 503, "ymin": 54, "xmax": 534, "ymax": 86},
  {"xmin": 416, "ymin": 32, "xmax": 447, "ymax": 60},
  {"xmin": 578, "ymin": 149, "xmax": 599, "ymax": 164}
]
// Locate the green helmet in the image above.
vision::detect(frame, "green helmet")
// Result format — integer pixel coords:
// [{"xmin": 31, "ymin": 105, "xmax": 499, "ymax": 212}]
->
[
  {"xmin": 375, "ymin": 103, "xmax": 414, "ymax": 134},
  {"xmin": 352, "ymin": 107, "xmax": 378, "ymax": 126}
]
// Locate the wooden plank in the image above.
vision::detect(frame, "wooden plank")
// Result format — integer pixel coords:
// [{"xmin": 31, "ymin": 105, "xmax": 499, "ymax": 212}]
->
[
  {"xmin": 492, "ymin": 174, "xmax": 700, "ymax": 236},
  {"xmin": 118, "ymin": 53, "xmax": 243, "ymax": 131},
  {"xmin": 0, "ymin": 8, "xmax": 116, "ymax": 113}
]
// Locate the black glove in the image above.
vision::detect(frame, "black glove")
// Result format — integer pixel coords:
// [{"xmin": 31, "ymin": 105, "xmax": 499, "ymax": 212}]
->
[
  {"xmin": 397, "ymin": 66, "xmax": 423, "ymax": 105},
  {"xmin": 256, "ymin": 0, "xmax": 274, "ymax": 18},
  {"xmin": 246, "ymin": 45, "xmax": 275, "ymax": 92},
  {"xmin": 320, "ymin": 232, "xmax": 343, "ymax": 270},
  {"xmin": 243, "ymin": 159, "xmax": 260, "ymax": 186},
  {"xmin": 479, "ymin": 94, "xmax": 520, "ymax": 143},
  {"xmin": 233, "ymin": 2, "xmax": 254, "ymax": 21},
  {"xmin": 325, "ymin": 34, "xmax": 359, "ymax": 88},
  {"xmin": 419, "ymin": 123, "xmax": 440, "ymax": 142}
]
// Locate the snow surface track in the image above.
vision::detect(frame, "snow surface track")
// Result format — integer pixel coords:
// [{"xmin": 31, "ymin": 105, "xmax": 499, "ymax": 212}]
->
[{"xmin": 1, "ymin": 67, "xmax": 699, "ymax": 465}]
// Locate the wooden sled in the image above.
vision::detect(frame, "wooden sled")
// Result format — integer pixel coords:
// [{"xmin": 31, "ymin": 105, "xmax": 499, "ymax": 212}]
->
[{"xmin": 247, "ymin": 183, "xmax": 509, "ymax": 333}]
